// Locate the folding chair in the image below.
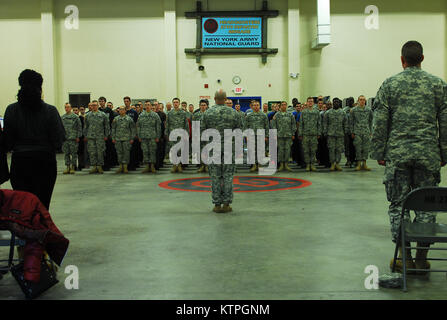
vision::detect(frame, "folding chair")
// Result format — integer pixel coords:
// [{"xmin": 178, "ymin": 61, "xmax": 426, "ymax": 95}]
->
[
  {"xmin": 391, "ymin": 187, "xmax": 447, "ymax": 291},
  {"xmin": 0, "ymin": 230, "xmax": 26, "ymax": 275}
]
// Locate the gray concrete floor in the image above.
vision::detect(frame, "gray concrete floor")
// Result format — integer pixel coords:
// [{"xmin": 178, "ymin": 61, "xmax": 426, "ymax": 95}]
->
[{"xmin": 1, "ymin": 154, "xmax": 447, "ymax": 300}]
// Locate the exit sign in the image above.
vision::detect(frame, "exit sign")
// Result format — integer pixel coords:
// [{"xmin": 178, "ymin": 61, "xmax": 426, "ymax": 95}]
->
[{"xmin": 234, "ymin": 87, "xmax": 244, "ymax": 95}]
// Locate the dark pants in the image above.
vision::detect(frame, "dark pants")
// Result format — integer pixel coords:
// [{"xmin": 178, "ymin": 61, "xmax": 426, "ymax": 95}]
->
[
  {"xmin": 128, "ymin": 138, "xmax": 140, "ymax": 171},
  {"xmin": 10, "ymin": 152, "xmax": 57, "ymax": 210},
  {"xmin": 103, "ymin": 137, "xmax": 117, "ymax": 170},
  {"xmin": 317, "ymin": 136, "xmax": 330, "ymax": 167},
  {"xmin": 156, "ymin": 138, "xmax": 166, "ymax": 169}
]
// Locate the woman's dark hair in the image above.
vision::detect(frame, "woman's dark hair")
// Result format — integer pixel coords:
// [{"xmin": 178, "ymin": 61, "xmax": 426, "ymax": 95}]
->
[{"xmin": 17, "ymin": 69, "xmax": 43, "ymax": 109}]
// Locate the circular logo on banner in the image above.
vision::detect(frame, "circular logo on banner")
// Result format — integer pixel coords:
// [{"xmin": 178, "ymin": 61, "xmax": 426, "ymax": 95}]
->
[
  {"xmin": 159, "ymin": 176, "xmax": 312, "ymax": 193},
  {"xmin": 203, "ymin": 18, "xmax": 219, "ymax": 34}
]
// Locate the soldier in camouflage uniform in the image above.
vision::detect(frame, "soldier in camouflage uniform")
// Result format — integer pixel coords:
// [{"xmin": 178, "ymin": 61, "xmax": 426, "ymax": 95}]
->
[
  {"xmin": 235, "ymin": 103, "xmax": 245, "ymax": 128},
  {"xmin": 323, "ymin": 98, "xmax": 346, "ymax": 171},
  {"xmin": 84, "ymin": 100, "xmax": 110, "ymax": 174},
  {"xmin": 203, "ymin": 90, "xmax": 241, "ymax": 213},
  {"xmin": 193, "ymin": 99, "xmax": 209, "ymax": 173},
  {"xmin": 61, "ymin": 103, "xmax": 82, "ymax": 174},
  {"xmin": 299, "ymin": 97, "xmax": 322, "ymax": 172},
  {"xmin": 350, "ymin": 95, "xmax": 373, "ymax": 171},
  {"xmin": 137, "ymin": 101, "xmax": 161, "ymax": 174},
  {"xmin": 112, "ymin": 106, "xmax": 136, "ymax": 174},
  {"xmin": 272, "ymin": 101, "xmax": 296, "ymax": 172},
  {"xmin": 165, "ymin": 98, "xmax": 190, "ymax": 173},
  {"xmin": 244, "ymin": 100, "xmax": 269, "ymax": 172},
  {"xmin": 371, "ymin": 41, "xmax": 447, "ymax": 273}
]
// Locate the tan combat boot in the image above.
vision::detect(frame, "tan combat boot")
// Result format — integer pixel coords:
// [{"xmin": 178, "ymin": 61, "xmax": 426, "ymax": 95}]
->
[
  {"xmin": 355, "ymin": 161, "xmax": 362, "ymax": 171},
  {"xmin": 390, "ymin": 246, "xmax": 416, "ymax": 273},
  {"xmin": 250, "ymin": 164, "xmax": 257, "ymax": 172},
  {"xmin": 305, "ymin": 164, "xmax": 311, "ymax": 172},
  {"xmin": 222, "ymin": 204, "xmax": 233, "ymax": 213},
  {"xmin": 70, "ymin": 165, "xmax": 76, "ymax": 174},
  {"xmin": 204, "ymin": 166, "xmax": 208, "ymax": 173},
  {"xmin": 171, "ymin": 165, "xmax": 178, "ymax": 173},
  {"xmin": 142, "ymin": 165, "xmax": 150, "ymax": 173},
  {"xmin": 335, "ymin": 163, "xmax": 343, "ymax": 171},
  {"xmin": 284, "ymin": 163, "xmax": 292, "ymax": 172},
  {"xmin": 310, "ymin": 164, "xmax": 317, "ymax": 172},
  {"xmin": 97, "ymin": 166, "xmax": 104, "ymax": 174},
  {"xmin": 116, "ymin": 164, "xmax": 123, "ymax": 173},
  {"xmin": 330, "ymin": 163, "xmax": 336, "ymax": 171},
  {"xmin": 197, "ymin": 164, "xmax": 205, "ymax": 173},
  {"xmin": 277, "ymin": 162, "xmax": 284, "ymax": 172},
  {"xmin": 123, "ymin": 164, "xmax": 129, "ymax": 173},
  {"xmin": 213, "ymin": 205, "xmax": 222, "ymax": 213},
  {"xmin": 89, "ymin": 166, "xmax": 97, "ymax": 174},
  {"xmin": 151, "ymin": 163, "xmax": 156, "ymax": 173},
  {"xmin": 177, "ymin": 165, "xmax": 183, "ymax": 173},
  {"xmin": 414, "ymin": 243, "xmax": 431, "ymax": 275},
  {"xmin": 363, "ymin": 160, "xmax": 371, "ymax": 171},
  {"xmin": 63, "ymin": 166, "xmax": 70, "ymax": 174}
]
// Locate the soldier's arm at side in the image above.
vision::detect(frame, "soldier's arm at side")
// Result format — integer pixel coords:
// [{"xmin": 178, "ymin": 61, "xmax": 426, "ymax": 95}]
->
[
  {"xmin": 76, "ymin": 116, "xmax": 82, "ymax": 142},
  {"xmin": 130, "ymin": 118, "xmax": 137, "ymax": 141},
  {"xmin": 370, "ymin": 83, "xmax": 390, "ymax": 165},
  {"xmin": 111, "ymin": 119, "xmax": 116, "ymax": 142},
  {"xmin": 156, "ymin": 114, "xmax": 161, "ymax": 140},
  {"xmin": 438, "ymin": 82, "xmax": 447, "ymax": 166}
]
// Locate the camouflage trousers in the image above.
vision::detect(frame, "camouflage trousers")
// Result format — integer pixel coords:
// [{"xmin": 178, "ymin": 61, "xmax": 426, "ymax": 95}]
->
[
  {"xmin": 87, "ymin": 139, "xmax": 106, "ymax": 166},
  {"xmin": 384, "ymin": 159, "xmax": 440, "ymax": 243},
  {"xmin": 141, "ymin": 139, "xmax": 157, "ymax": 164},
  {"xmin": 327, "ymin": 136, "xmax": 344, "ymax": 164},
  {"xmin": 277, "ymin": 137, "xmax": 293, "ymax": 162},
  {"xmin": 208, "ymin": 164, "xmax": 235, "ymax": 205},
  {"xmin": 302, "ymin": 135, "xmax": 318, "ymax": 165},
  {"xmin": 115, "ymin": 140, "xmax": 132, "ymax": 164},
  {"xmin": 353, "ymin": 134, "xmax": 370, "ymax": 161},
  {"xmin": 62, "ymin": 140, "xmax": 78, "ymax": 166}
]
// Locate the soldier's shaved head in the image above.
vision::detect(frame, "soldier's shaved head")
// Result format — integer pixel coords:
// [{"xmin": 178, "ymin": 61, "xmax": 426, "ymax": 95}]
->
[{"xmin": 214, "ymin": 89, "xmax": 227, "ymax": 104}]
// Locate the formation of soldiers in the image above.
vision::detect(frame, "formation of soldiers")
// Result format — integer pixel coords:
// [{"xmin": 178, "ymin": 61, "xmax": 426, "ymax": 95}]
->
[{"xmin": 60, "ymin": 94, "xmax": 374, "ymax": 175}]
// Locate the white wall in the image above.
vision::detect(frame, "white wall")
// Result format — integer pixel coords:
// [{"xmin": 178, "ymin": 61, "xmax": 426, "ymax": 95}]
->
[
  {"xmin": 0, "ymin": 0, "xmax": 42, "ymax": 114},
  {"xmin": 299, "ymin": 0, "xmax": 447, "ymax": 102},
  {"xmin": 176, "ymin": 0, "xmax": 289, "ymax": 106},
  {"xmin": 54, "ymin": 0, "xmax": 165, "ymax": 109},
  {"xmin": 0, "ymin": 0, "xmax": 446, "ymax": 114}
]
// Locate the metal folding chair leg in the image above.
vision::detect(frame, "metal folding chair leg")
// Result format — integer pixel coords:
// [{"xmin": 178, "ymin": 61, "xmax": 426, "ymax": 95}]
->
[
  {"xmin": 8, "ymin": 233, "xmax": 15, "ymax": 268},
  {"xmin": 402, "ymin": 224, "xmax": 408, "ymax": 292}
]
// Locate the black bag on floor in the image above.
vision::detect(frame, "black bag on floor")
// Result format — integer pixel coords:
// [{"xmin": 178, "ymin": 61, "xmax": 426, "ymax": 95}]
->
[{"xmin": 10, "ymin": 259, "xmax": 59, "ymax": 300}]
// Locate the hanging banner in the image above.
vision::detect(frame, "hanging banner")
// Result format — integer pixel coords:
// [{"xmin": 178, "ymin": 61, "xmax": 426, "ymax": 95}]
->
[{"xmin": 202, "ymin": 17, "xmax": 262, "ymax": 48}]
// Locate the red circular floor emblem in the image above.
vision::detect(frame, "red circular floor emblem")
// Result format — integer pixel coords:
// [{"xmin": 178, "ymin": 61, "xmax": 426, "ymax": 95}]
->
[{"xmin": 159, "ymin": 176, "xmax": 312, "ymax": 193}]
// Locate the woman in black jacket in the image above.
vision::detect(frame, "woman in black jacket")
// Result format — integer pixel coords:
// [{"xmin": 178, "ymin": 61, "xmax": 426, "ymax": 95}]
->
[{"xmin": 3, "ymin": 69, "xmax": 65, "ymax": 210}]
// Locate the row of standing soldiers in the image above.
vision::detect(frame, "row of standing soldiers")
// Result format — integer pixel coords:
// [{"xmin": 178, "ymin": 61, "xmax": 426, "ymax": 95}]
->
[
  {"xmin": 60, "ymin": 100, "xmax": 165, "ymax": 174},
  {"xmin": 60, "ymin": 96, "xmax": 373, "ymax": 174}
]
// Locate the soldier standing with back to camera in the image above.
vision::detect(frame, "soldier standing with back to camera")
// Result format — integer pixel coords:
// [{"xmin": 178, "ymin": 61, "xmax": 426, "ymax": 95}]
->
[
  {"xmin": 203, "ymin": 90, "xmax": 241, "ymax": 213},
  {"xmin": 371, "ymin": 40, "xmax": 447, "ymax": 273}
]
